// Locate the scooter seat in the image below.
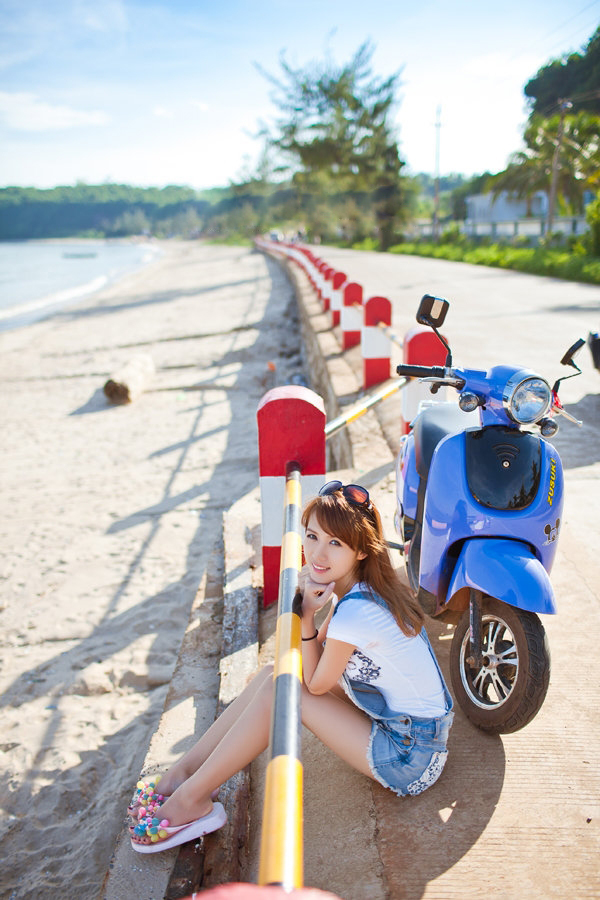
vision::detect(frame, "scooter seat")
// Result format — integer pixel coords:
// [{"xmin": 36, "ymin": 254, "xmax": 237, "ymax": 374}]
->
[{"xmin": 414, "ymin": 403, "xmax": 467, "ymax": 480}]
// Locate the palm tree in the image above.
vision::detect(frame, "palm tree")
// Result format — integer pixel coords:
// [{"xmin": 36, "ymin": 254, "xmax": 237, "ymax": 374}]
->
[{"xmin": 491, "ymin": 111, "xmax": 600, "ymax": 227}]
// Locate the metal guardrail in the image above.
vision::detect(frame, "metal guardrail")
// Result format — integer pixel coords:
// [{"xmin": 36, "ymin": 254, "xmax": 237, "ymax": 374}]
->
[{"xmin": 258, "ymin": 463, "xmax": 305, "ymax": 889}]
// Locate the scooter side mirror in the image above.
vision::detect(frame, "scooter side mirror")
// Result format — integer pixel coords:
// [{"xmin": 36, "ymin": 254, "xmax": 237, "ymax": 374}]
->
[
  {"xmin": 560, "ymin": 337, "xmax": 585, "ymax": 369},
  {"xmin": 553, "ymin": 337, "xmax": 585, "ymax": 394},
  {"xmin": 416, "ymin": 294, "xmax": 449, "ymax": 329}
]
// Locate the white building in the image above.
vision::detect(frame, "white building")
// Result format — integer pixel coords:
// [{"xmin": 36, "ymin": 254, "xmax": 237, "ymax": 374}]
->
[
  {"xmin": 464, "ymin": 190, "xmax": 588, "ymax": 239},
  {"xmin": 465, "ymin": 191, "xmax": 547, "ymax": 222}
]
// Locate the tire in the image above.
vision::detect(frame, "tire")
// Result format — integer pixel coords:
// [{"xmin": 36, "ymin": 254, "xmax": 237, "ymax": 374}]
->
[{"xmin": 449, "ymin": 596, "xmax": 550, "ymax": 734}]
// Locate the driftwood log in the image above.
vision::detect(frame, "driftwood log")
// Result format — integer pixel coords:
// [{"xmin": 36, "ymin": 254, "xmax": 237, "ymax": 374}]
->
[{"xmin": 103, "ymin": 354, "xmax": 155, "ymax": 404}]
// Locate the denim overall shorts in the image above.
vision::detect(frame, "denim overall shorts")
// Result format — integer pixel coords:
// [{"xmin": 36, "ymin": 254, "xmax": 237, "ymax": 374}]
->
[{"xmin": 335, "ymin": 591, "xmax": 454, "ymax": 797}]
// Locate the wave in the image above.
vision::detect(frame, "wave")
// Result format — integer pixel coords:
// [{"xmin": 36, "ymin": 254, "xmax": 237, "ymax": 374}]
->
[{"xmin": 0, "ymin": 275, "xmax": 109, "ymax": 322}]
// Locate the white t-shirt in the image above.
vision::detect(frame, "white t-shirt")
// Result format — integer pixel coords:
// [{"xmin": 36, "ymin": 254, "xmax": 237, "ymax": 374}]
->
[{"xmin": 326, "ymin": 585, "xmax": 447, "ymax": 718}]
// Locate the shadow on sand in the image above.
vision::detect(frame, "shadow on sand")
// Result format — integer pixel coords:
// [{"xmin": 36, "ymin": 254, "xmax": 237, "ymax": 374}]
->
[{"xmin": 0, "ymin": 251, "xmax": 302, "ymax": 899}]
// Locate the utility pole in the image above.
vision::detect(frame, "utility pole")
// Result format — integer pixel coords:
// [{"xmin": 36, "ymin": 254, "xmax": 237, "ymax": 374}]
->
[
  {"xmin": 433, "ymin": 105, "xmax": 441, "ymax": 241},
  {"xmin": 546, "ymin": 98, "xmax": 572, "ymax": 237}
]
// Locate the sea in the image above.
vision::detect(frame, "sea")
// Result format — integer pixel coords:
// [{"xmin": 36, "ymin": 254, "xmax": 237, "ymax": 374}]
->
[{"xmin": 0, "ymin": 239, "xmax": 162, "ymax": 332}]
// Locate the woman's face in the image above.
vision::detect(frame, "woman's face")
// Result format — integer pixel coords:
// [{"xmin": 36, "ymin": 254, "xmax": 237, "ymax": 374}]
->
[{"xmin": 303, "ymin": 513, "xmax": 366, "ymax": 588}]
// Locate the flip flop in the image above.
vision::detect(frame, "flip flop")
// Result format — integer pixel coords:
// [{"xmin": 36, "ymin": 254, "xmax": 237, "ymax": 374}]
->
[
  {"xmin": 130, "ymin": 802, "xmax": 227, "ymax": 854},
  {"xmin": 127, "ymin": 777, "xmax": 164, "ymax": 818},
  {"xmin": 128, "ymin": 777, "xmax": 220, "ymax": 821}
]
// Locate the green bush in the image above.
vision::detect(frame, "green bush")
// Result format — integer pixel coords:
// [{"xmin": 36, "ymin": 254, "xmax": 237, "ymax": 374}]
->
[
  {"xmin": 440, "ymin": 223, "xmax": 469, "ymax": 246},
  {"xmin": 510, "ymin": 235, "xmax": 532, "ymax": 248},
  {"xmin": 584, "ymin": 195, "xmax": 600, "ymax": 257},
  {"xmin": 385, "ymin": 238, "xmax": 600, "ymax": 284},
  {"xmin": 351, "ymin": 236, "xmax": 380, "ymax": 252}
]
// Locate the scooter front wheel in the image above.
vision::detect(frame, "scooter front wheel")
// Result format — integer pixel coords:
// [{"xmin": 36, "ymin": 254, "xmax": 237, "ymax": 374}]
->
[{"xmin": 449, "ymin": 596, "xmax": 550, "ymax": 734}]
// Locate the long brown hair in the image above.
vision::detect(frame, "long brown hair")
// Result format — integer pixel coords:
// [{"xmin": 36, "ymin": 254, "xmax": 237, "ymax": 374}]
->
[{"xmin": 301, "ymin": 490, "xmax": 424, "ymax": 636}]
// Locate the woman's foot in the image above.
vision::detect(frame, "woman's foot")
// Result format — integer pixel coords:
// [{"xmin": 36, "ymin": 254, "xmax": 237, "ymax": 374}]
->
[
  {"xmin": 127, "ymin": 774, "xmax": 220, "ymax": 821},
  {"xmin": 130, "ymin": 795, "xmax": 227, "ymax": 854},
  {"xmin": 127, "ymin": 777, "xmax": 161, "ymax": 817}
]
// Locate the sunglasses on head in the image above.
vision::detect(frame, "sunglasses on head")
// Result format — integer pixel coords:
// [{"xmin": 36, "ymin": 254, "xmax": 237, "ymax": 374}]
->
[{"xmin": 318, "ymin": 480, "xmax": 371, "ymax": 509}]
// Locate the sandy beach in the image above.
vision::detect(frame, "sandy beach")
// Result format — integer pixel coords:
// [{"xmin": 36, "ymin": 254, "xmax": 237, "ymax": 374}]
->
[{"xmin": 0, "ymin": 241, "xmax": 303, "ymax": 900}]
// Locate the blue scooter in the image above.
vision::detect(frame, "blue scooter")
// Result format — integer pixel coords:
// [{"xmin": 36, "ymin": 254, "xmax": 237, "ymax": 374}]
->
[{"xmin": 395, "ymin": 295, "xmax": 584, "ymax": 734}]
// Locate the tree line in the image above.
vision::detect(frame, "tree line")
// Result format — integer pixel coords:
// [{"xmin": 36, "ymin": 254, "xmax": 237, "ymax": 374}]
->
[
  {"xmin": 0, "ymin": 170, "xmax": 476, "ymax": 244},
  {"xmin": 0, "ymin": 183, "xmax": 219, "ymax": 240},
  {"xmin": 1, "ymin": 28, "xmax": 598, "ymax": 249}
]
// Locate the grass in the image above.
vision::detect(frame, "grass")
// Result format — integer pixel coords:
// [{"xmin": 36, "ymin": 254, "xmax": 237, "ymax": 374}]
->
[{"xmin": 384, "ymin": 240, "xmax": 600, "ymax": 285}]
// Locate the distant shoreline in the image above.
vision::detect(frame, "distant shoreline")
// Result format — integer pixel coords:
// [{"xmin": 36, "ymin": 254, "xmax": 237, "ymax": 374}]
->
[{"xmin": 0, "ymin": 235, "xmax": 157, "ymax": 245}]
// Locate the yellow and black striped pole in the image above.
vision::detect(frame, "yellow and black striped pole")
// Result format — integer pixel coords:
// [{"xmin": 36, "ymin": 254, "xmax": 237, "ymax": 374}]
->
[
  {"xmin": 324, "ymin": 378, "xmax": 407, "ymax": 438},
  {"xmin": 258, "ymin": 462, "xmax": 305, "ymax": 889},
  {"xmin": 377, "ymin": 318, "xmax": 404, "ymax": 352}
]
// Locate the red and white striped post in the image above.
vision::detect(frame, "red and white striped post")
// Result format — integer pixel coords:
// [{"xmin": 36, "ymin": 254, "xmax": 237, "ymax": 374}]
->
[
  {"xmin": 310, "ymin": 260, "xmax": 319, "ymax": 295},
  {"xmin": 257, "ymin": 386, "xmax": 326, "ymax": 607},
  {"xmin": 400, "ymin": 325, "xmax": 449, "ymax": 433},
  {"xmin": 328, "ymin": 271, "xmax": 347, "ymax": 327},
  {"xmin": 301, "ymin": 251, "xmax": 316, "ymax": 288},
  {"xmin": 195, "ymin": 882, "xmax": 342, "ymax": 899},
  {"xmin": 286, "ymin": 245, "xmax": 301, "ymax": 268},
  {"xmin": 316, "ymin": 263, "xmax": 328, "ymax": 305},
  {"xmin": 362, "ymin": 296, "xmax": 392, "ymax": 389},
  {"xmin": 299, "ymin": 249, "xmax": 314, "ymax": 282},
  {"xmin": 321, "ymin": 267, "xmax": 334, "ymax": 311},
  {"xmin": 340, "ymin": 282, "xmax": 363, "ymax": 350}
]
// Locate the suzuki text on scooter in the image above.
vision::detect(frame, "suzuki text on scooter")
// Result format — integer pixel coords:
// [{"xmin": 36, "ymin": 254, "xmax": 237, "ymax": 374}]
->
[{"xmin": 395, "ymin": 294, "xmax": 584, "ymax": 734}]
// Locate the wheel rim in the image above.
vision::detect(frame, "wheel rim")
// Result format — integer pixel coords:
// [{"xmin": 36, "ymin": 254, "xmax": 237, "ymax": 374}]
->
[{"xmin": 459, "ymin": 613, "xmax": 519, "ymax": 710}]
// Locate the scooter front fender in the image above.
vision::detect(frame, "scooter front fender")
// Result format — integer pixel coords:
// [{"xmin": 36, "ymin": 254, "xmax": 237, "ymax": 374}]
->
[{"xmin": 447, "ymin": 538, "xmax": 557, "ymax": 615}]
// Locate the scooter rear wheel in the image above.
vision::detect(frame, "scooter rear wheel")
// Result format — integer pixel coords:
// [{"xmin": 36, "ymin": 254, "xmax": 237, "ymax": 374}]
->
[{"xmin": 449, "ymin": 596, "xmax": 550, "ymax": 734}]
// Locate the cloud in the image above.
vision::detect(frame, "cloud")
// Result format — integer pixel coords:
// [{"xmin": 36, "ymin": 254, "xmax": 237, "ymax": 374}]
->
[
  {"xmin": 73, "ymin": 0, "xmax": 128, "ymax": 34},
  {"xmin": 0, "ymin": 91, "xmax": 109, "ymax": 131},
  {"xmin": 0, "ymin": 1, "xmax": 129, "ymax": 73},
  {"xmin": 190, "ymin": 100, "xmax": 210, "ymax": 113},
  {"xmin": 460, "ymin": 50, "xmax": 540, "ymax": 85}
]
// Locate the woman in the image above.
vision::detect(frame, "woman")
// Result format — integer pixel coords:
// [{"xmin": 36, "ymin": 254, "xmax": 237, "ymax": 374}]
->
[{"xmin": 129, "ymin": 481, "xmax": 453, "ymax": 853}]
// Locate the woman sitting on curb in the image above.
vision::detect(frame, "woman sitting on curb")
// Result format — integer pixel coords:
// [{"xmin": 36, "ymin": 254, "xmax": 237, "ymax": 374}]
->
[{"xmin": 129, "ymin": 481, "xmax": 454, "ymax": 853}]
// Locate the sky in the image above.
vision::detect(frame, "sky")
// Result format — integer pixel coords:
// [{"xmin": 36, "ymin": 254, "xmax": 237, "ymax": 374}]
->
[{"xmin": 0, "ymin": 0, "xmax": 598, "ymax": 191}]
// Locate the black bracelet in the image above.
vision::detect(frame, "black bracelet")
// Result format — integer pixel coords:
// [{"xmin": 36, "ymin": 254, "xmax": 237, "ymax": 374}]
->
[{"xmin": 302, "ymin": 630, "xmax": 319, "ymax": 641}]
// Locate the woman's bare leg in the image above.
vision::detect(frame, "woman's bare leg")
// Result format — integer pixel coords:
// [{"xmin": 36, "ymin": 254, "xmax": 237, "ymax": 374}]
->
[
  {"xmin": 138, "ymin": 676, "xmax": 374, "ymax": 832},
  {"xmin": 300, "ymin": 685, "xmax": 375, "ymax": 779},
  {"xmin": 132, "ymin": 670, "xmax": 378, "ymax": 849},
  {"xmin": 133, "ymin": 665, "xmax": 275, "ymax": 838},
  {"xmin": 142, "ymin": 666, "xmax": 274, "ymax": 798}
]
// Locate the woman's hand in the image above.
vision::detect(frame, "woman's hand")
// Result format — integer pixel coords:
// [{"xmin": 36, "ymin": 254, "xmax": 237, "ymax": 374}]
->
[{"xmin": 300, "ymin": 576, "xmax": 337, "ymax": 616}]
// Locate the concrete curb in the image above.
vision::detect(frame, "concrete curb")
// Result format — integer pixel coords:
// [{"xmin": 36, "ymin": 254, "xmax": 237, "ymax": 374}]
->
[
  {"xmin": 205, "ymin": 252, "xmax": 396, "ymax": 891},
  {"xmin": 201, "ymin": 489, "xmax": 261, "ymax": 891}
]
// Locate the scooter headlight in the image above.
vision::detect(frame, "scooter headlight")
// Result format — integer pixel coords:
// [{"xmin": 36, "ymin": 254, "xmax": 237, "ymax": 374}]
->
[{"xmin": 503, "ymin": 373, "xmax": 552, "ymax": 424}]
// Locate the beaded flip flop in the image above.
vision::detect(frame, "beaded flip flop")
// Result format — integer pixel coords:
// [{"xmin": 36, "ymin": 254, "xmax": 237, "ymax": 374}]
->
[
  {"xmin": 127, "ymin": 777, "xmax": 165, "ymax": 820},
  {"xmin": 130, "ymin": 802, "xmax": 227, "ymax": 854},
  {"xmin": 128, "ymin": 776, "xmax": 220, "ymax": 821}
]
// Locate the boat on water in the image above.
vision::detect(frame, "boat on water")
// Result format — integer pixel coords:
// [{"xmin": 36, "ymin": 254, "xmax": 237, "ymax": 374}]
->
[{"xmin": 62, "ymin": 251, "xmax": 98, "ymax": 259}]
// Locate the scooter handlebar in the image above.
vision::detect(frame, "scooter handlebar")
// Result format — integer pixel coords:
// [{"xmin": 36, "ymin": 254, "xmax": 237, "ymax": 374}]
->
[{"xmin": 396, "ymin": 364, "xmax": 447, "ymax": 379}]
